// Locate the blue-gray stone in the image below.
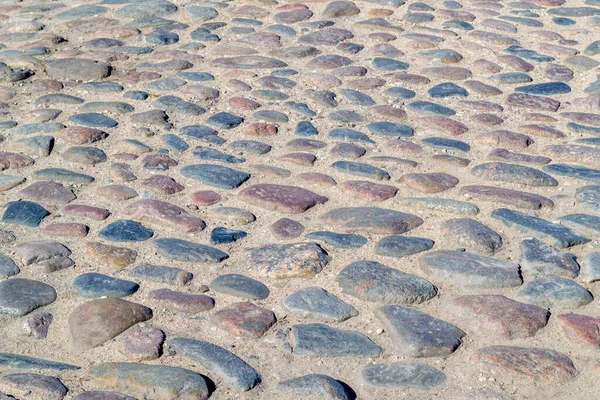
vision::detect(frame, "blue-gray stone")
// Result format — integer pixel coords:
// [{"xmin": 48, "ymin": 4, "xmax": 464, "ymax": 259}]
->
[
  {"xmin": 428, "ymin": 82, "xmax": 468, "ymax": 98},
  {"xmin": 155, "ymin": 96, "xmax": 206, "ymax": 116},
  {"xmin": 331, "ymin": 161, "xmax": 390, "ymax": 180},
  {"xmin": 145, "ymin": 77, "xmax": 186, "ymax": 91},
  {"xmin": 284, "ymin": 101, "xmax": 316, "ymax": 117},
  {"xmin": 272, "ymin": 69, "xmax": 298, "ymax": 76},
  {"xmin": 206, "ymin": 112, "xmax": 244, "ymax": 129},
  {"xmin": 253, "ymin": 110, "xmax": 288, "ymax": 123},
  {"xmin": 328, "ymin": 128, "xmax": 375, "ymax": 144},
  {"xmin": 443, "ymin": 20, "xmax": 474, "ymax": 30},
  {"xmin": 515, "ymin": 82, "xmax": 571, "ymax": 95},
  {"xmin": 251, "ymin": 89, "xmax": 289, "ymax": 100},
  {"xmin": 0, "ymin": 353, "xmax": 79, "ymax": 371},
  {"xmin": 269, "ymin": 24, "xmax": 296, "ymax": 36},
  {"xmin": 490, "ymin": 72, "xmax": 533, "ymax": 84},
  {"xmin": 190, "ymin": 28, "xmax": 220, "ymax": 42},
  {"xmin": 361, "ymin": 362, "xmax": 446, "ymax": 389},
  {"xmin": 229, "ymin": 140, "xmax": 271, "ymax": 155},
  {"xmin": 296, "ymin": 121, "xmax": 318, "ymax": 136},
  {"xmin": 54, "ymin": 5, "xmax": 107, "ymax": 19},
  {"xmin": 337, "ymin": 42, "xmax": 364, "ymax": 54},
  {"xmin": 543, "ymin": 163, "xmax": 600, "ymax": 184},
  {"xmin": 210, "ymin": 227, "xmax": 247, "ymax": 245},
  {"xmin": 62, "ymin": 146, "xmax": 107, "ymax": 164},
  {"xmin": 328, "ymin": 110, "xmax": 363, "ymax": 123},
  {"xmin": 32, "ymin": 168, "xmax": 95, "ymax": 184},
  {"xmin": 397, "ymin": 198, "xmax": 479, "ymax": 215},
  {"xmin": 82, "ymin": 101, "xmax": 134, "ymax": 114},
  {"xmin": 419, "ymin": 49, "xmax": 463, "ymax": 63},
  {"xmin": 0, "ymin": 278, "xmax": 56, "ymax": 316},
  {"xmin": 186, "ymin": 5, "xmax": 218, "ymax": 21},
  {"xmin": 548, "ymin": 6, "xmax": 600, "ymax": 16},
  {"xmin": 376, "ymin": 236, "xmax": 434, "ymax": 258},
  {"xmin": 69, "ymin": 113, "xmax": 118, "ymax": 128},
  {"xmin": 340, "ymin": 89, "xmax": 376, "ymax": 106},
  {"xmin": 576, "ymin": 137, "xmax": 600, "ymax": 146},
  {"xmin": 35, "ymin": 94, "xmax": 84, "ymax": 106},
  {"xmin": 278, "ymin": 374, "xmax": 352, "ymax": 400},
  {"xmin": 384, "ymin": 87, "xmax": 416, "ymax": 100},
  {"xmin": 128, "ymin": 263, "xmax": 193, "ymax": 285},
  {"xmin": 284, "ymin": 287, "xmax": 357, "ymax": 322},
  {"xmin": 0, "ymin": 254, "xmax": 19, "ymax": 279},
  {"xmin": 6, "ymin": 122, "xmax": 65, "ymax": 136},
  {"xmin": 553, "ymin": 17, "xmax": 576, "ymax": 25},
  {"xmin": 492, "ymin": 208, "xmax": 590, "ymax": 248},
  {"xmin": 180, "ymin": 164, "xmax": 250, "ymax": 189},
  {"xmin": 99, "ymin": 220, "xmax": 154, "ymax": 242},
  {"xmin": 117, "ymin": 1, "xmax": 178, "ymax": 19},
  {"xmin": 73, "ymin": 273, "xmax": 139, "ymax": 298},
  {"xmin": 210, "ymin": 274, "xmax": 269, "ymax": 300},
  {"xmin": 162, "ymin": 134, "xmax": 189, "ymax": 152},
  {"xmin": 170, "ymin": 337, "xmax": 260, "ymax": 391},
  {"xmin": 576, "ymin": 185, "xmax": 600, "ymax": 212},
  {"xmin": 154, "ymin": 238, "xmax": 229, "ymax": 263},
  {"xmin": 2, "ymin": 201, "xmax": 49, "ymax": 227},
  {"xmin": 291, "ymin": 323, "xmax": 382, "ymax": 357},
  {"xmin": 81, "ymin": 82, "xmax": 124, "ymax": 92},
  {"xmin": 583, "ymin": 252, "xmax": 600, "ymax": 282},
  {"xmin": 568, "ymin": 122, "xmax": 600, "ymax": 134},
  {"xmin": 504, "ymin": 45, "xmax": 554, "ymax": 62},
  {"xmin": 372, "ymin": 57, "xmax": 409, "ymax": 71},
  {"xmin": 445, "ymin": 1, "xmax": 462, "ymax": 8},
  {"xmin": 422, "ymin": 137, "xmax": 470, "ymax": 152},
  {"xmin": 305, "ymin": 231, "xmax": 367, "ymax": 248},
  {"xmin": 516, "ymin": 276, "xmax": 592, "ymax": 309},
  {"xmin": 177, "ymin": 71, "xmax": 214, "ymax": 82},
  {"xmin": 180, "ymin": 125, "xmax": 218, "ymax": 140},
  {"xmin": 146, "ymin": 29, "xmax": 179, "ymax": 44},
  {"xmin": 499, "ymin": 15, "xmax": 543, "ymax": 27},
  {"xmin": 407, "ymin": 101, "xmax": 455, "ymax": 115},
  {"xmin": 519, "ymin": 237, "xmax": 579, "ymax": 277},
  {"xmin": 114, "ymin": 46, "xmax": 153, "ymax": 54},
  {"xmin": 192, "ymin": 146, "xmax": 244, "ymax": 164},
  {"xmin": 232, "ymin": 17, "xmax": 262, "ymax": 26},
  {"xmin": 406, "ymin": 12, "xmax": 435, "ymax": 23},
  {"xmin": 367, "ymin": 122, "xmax": 413, "ymax": 137},
  {"xmin": 555, "ymin": 214, "xmax": 600, "ymax": 236},
  {"xmin": 585, "ymin": 40, "xmax": 600, "ymax": 56}
]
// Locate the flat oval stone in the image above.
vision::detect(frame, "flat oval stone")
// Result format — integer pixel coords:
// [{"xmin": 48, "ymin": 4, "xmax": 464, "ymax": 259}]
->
[
  {"xmin": 471, "ymin": 162, "xmax": 558, "ymax": 186},
  {"xmin": 0, "ymin": 373, "xmax": 67, "ymax": 399},
  {"xmin": 576, "ymin": 185, "xmax": 600, "ymax": 213},
  {"xmin": 73, "ymin": 273, "xmax": 139, "ymax": 298},
  {"xmin": 99, "ymin": 220, "xmax": 153, "ymax": 242},
  {"xmin": 419, "ymin": 250, "xmax": 522, "ymax": 290},
  {"xmin": 150, "ymin": 288, "xmax": 214, "ymax": 314},
  {"xmin": 290, "ymin": 323, "xmax": 381, "ymax": 357},
  {"xmin": 237, "ymin": 184, "xmax": 328, "ymax": 214},
  {"xmin": 154, "ymin": 238, "xmax": 228, "ymax": 263},
  {"xmin": 210, "ymin": 274, "xmax": 269, "ymax": 300},
  {"xmin": 331, "ymin": 161, "xmax": 390, "ymax": 181},
  {"xmin": 84, "ymin": 242, "xmax": 137, "ymax": 270},
  {"xmin": 180, "ymin": 164, "xmax": 251, "ymax": 189},
  {"xmin": 128, "ymin": 264, "xmax": 193, "ymax": 286},
  {"xmin": 0, "ymin": 278, "xmax": 56, "ymax": 316},
  {"xmin": 2, "ymin": 201, "xmax": 49, "ymax": 227},
  {"xmin": 321, "ymin": 207, "xmax": 423, "ymax": 234},
  {"xmin": 519, "ymin": 237, "xmax": 579, "ymax": 278},
  {"xmin": 361, "ymin": 362, "xmax": 446, "ymax": 389},
  {"xmin": 399, "ymin": 172, "xmax": 459, "ymax": 193},
  {"xmin": 507, "ymin": 93, "xmax": 560, "ymax": 112},
  {"xmin": 47, "ymin": 58, "xmax": 111, "ymax": 81},
  {"xmin": 305, "ymin": 231, "xmax": 367, "ymax": 249},
  {"xmin": 543, "ymin": 163, "xmax": 600, "ymax": 184},
  {"xmin": 246, "ymin": 242, "xmax": 328, "ymax": 279},
  {"xmin": 441, "ymin": 218, "xmax": 503, "ymax": 255},
  {"xmin": 516, "ymin": 276, "xmax": 592, "ymax": 309},
  {"xmin": 397, "ymin": 198, "xmax": 479, "ymax": 215},
  {"xmin": 375, "ymin": 235, "xmax": 434, "ymax": 258},
  {"xmin": 555, "ymin": 213, "xmax": 600, "ymax": 236},
  {"xmin": 462, "ymin": 185, "xmax": 553, "ymax": 209},
  {"xmin": 213, "ymin": 56, "xmax": 287, "ymax": 69},
  {"xmin": 278, "ymin": 374, "xmax": 352, "ymax": 400}
]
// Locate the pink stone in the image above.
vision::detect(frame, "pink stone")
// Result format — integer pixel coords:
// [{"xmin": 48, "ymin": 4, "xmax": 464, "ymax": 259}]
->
[
  {"xmin": 211, "ymin": 302, "xmax": 276, "ymax": 338},
  {"xmin": 238, "ymin": 184, "xmax": 328, "ymax": 214},
  {"xmin": 97, "ymin": 185, "xmax": 138, "ymax": 201},
  {"xmin": 42, "ymin": 223, "xmax": 89, "ymax": 238},
  {"xmin": 120, "ymin": 326, "xmax": 165, "ymax": 361},
  {"xmin": 475, "ymin": 130, "xmax": 533, "ymax": 149},
  {"xmin": 417, "ymin": 116, "xmax": 468, "ymax": 135},
  {"xmin": 62, "ymin": 204, "xmax": 110, "ymax": 221},
  {"xmin": 124, "ymin": 199, "xmax": 206, "ymax": 233},
  {"xmin": 192, "ymin": 190, "xmax": 221, "ymax": 206},
  {"xmin": 149, "ymin": 289, "xmax": 214, "ymax": 314},
  {"xmin": 270, "ymin": 218, "xmax": 305, "ymax": 239},
  {"xmin": 142, "ymin": 175, "xmax": 184, "ymax": 195},
  {"xmin": 341, "ymin": 180, "xmax": 398, "ymax": 201}
]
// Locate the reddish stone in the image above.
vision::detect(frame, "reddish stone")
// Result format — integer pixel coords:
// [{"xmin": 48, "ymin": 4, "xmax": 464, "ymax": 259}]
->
[
  {"xmin": 496, "ymin": 55, "xmax": 534, "ymax": 72},
  {"xmin": 460, "ymin": 100, "xmax": 504, "ymax": 113},
  {"xmin": 19, "ymin": 181, "xmax": 76, "ymax": 206},
  {"xmin": 270, "ymin": 218, "xmax": 305, "ymax": 239},
  {"xmin": 556, "ymin": 313, "xmax": 600, "ymax": 348},
  {"xmin": 417, "ymin": 116, "xmax": 468, "ymax": 135},
  {"xmin": 448, "ymin": 295, "xmax": 549, "ymax": 339},
  {"xmin": 346, "ymin": 78, "xmax": 386, "ymax": 90},
  {"xmin": 123, "ymin": 71, "xmax": 161, "ymax": 84},
  {"xmin": 57, "ymin": 127, "xmax": 108, "ymax": 144},
  {"xmin": 462, "ymin": 185, "xmax": 554, "ymax": 210},
  {"xmin": 124, "ymin": 199, "xmax": 206, "ymax": 232},
  {"xmin": 211, "ymin": 302, "xmax": 276, "ymax": 338},
  {"xmin": 229, "ymin": 96, "xmax": 261, "ymax": 110},
  {"xmin": 62, "ymin": 204, "xmax": 110, "ymax": 221},
  {"xmin": 120, "ymin": 326, "xmax": 165, "ymax": 361},
  {"xmin": 149, "ymin": 289, "xmax": 214, "ymax": 314},
  {"xmin": 142, "ymin": 154, "xmax": 178, "ymax": 170},
  {"xmin": 473, "ymin": 59, "xmax": 503, "ymax": 74},
  {"xmin": 31, "ymin": 79, "xmax": 63, "ymax": 92},
  {"xmin": 341, "ymin": 180, "xmax": 398, "ymax": 201},
  {"xmin": 507, "ymin": 93, "xmax": 560, "ymax": 112},
  {"xmin": 142, "ymin": 175, "xmax": 184, "ymax": 195},
  {"xmin": 561, "ymin": 112, "xmax": 600, "ymax": 126},
  {"xmin": 278, "ymin": 152, "xmax": 316, "ymax": 166},
  {"xmin": 192, "ymin": 191, "xmax": 221, "ymax": 206},
  {"xmin": 296, "ymin": 172, "xmax": 337, "ymax": 187},
  {"xmin": 488, "ymin": 148, "xmax": 551, "ymax": 165},
  {"xmin": 471, "ymin": 113, "xmax": 504, "ymax": 126},
  {"xmin": 42, "ymin": 223, "xmax": 89, "ymax": 238},
  {"xmin": 519, "ymin": 124, "xmax": 565, "ymax": 138},
  {"xmin": 237, "ymin": 184, "xmax": 328, "ymax": 214},
  {"xmin": 472, "ymin": 346, "xmax": 577, "ymax": 382},
  {"xmin": 369, "ymin": 105, "xmax": 407, "ymax": 121},
  {"xmin": 249, "ymin": 164, "xmax": 291, "ymax": 178},
  {"xmin": 84, "ymin": 242, "xmax": 137, "ymax": 270},
  {"xmin": 475, "ymin": 130, "xmax": 533, "ymax": 149},
  {"xmin": 522, "ymin": 113, "xmax": 558, "ymax": 122},
  {"xmin": 385, "ymin": 139, "xmax": 423, "ymax": 153},
  {"xmin": 243, "ymin": 122, "xmax": 278, "ymax": 136},
  {"xmin": 98, "ymin": 185, "xmax": 138, "ymax": 201},
  {"xmin": 544, "ymin": 144, "xmax": 600, "ymax": 165},
  {"xmin": 399, "ymin": 172, "xmax": 459, "ymax": 193},
  {"xmin": 0, "ymin": 152, "xmax": 34, "ymax": 170},
  {"xmin": 109, "ymin": 163, "xmax": 136, "ymax": 182},
  {"xmin": 386, "ymin": 73, "xmax": 430, "ymax": 85}
]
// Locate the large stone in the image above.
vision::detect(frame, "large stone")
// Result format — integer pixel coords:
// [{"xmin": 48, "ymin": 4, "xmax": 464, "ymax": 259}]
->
[
  {"xmin": 576, "ymin": 185, "xmax": 600, "ymax": 212},
  {"xmin": 90, "ymin": 362, "xmax": 208, "ymax": 400},
  {"xmin": 290, "ymin": 323, "xmax": 382, "ymax": 357},
  {"xmin": 73, "ymin": 273, "xmax": 139, "ymax": 298},
  {"xmin": 338, "ymin": 261, "xmax": 437, "ymax": 304},
  {"xmin": 375, "ymin": 235, "xmax": 434, "ymax": 258},
  {"xmin": 283, "ymin": 286, "xmax": 358, "ymax": 322},
  {"xmin": 246, "ymin": 242, "xmax": 328, "ymax": 279},
  {"xmin": 210, "ymin": 274, "xmax": 269, "ymax": 300},
  {"xmin": 84, "ymin": 242, "xmax": 137, "ymax": 270},
  {"xmin": 180, "ymin": 164, "xmax": 251, "ymax": 189},
  {"xmin": 516, "ymin": 276, "xmax": 592, "ymax": 309},
  {"xmin": 471, "ymin": 162, "xmax": 558, "ymax": 187},
  {"xmin": 124, "ymin": 200, "xmax": 206, "ymax": 232},
  {"xmin": 237, "ymin": 184, "xmax": 327, "ymax": 214},
  {"xmin": 320, "ymin": 207, "xmax": 423, "ymax": 234},
  {"xmin": 519, "ymin": 238, "xmax": 579, "ymax": 278},
  {"xmin": 2, "ymin": 201, "xmax": 49, "ymax": 227},
  {"xmin": 0, "ymin": 353, "xmax": 78, "ymax": 371},
  {"xmin": 12, "ymin": 240, "xmax": 71, "ymax": 266},
  {"xmin": 556, "ymin": 313, "xmax": 600, "ymax": 348},
  {"xmin": 0, "ymin": 279, "xmax": 56, "ymax": 316},
  {"xmin": 0, "ymin": 373, "xmax": 67, "ymax": 400},
  {"xmin": 361, "ymin": 363, "xmax": 446, "ymax": 389},
  {"xmin": 462, "ymin": 185, "xmax": 554, "ymax": 210},
  {"xmin": 441, "ymin": 218, "xmax": 503, "ymax": 255},
  {"xmin": 47, "ymin": 58, "xmax": 111, "ymax": 81},
  {"xmin": 68, "ymin": 298, "xmax": 152, "ymax": 349}
]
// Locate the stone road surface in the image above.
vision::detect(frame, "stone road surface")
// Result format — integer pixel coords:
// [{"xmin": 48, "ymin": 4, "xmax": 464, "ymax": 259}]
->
[{"xmin": 0, "ymin": 0, "xmax": 599, "ymax": 398}]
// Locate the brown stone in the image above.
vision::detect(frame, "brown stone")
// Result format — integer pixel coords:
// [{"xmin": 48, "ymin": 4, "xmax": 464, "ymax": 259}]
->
[
  {"xmin": 278, "ymin": 152, "xmax": 316, "ymax": 166},
  {"xmin": 18, "ymin": 181, "xmax": 76, "ymax": 206},
  {"xmin": 341, "ymin": 180, "xmax": 398, "ymax": 201},
  {"xmin": 246, "ymin": 242, "xmax": 329, "ymax": 279},
  {"xmin": 0, "ymin": 152, "xmax": 34, "ymax": 171},
  {"xmin": 97, "ymin": 185, "xmax": 138, "ymax": 201},
  {"xmin": 237, "ymin": 184, "xmax": 328, "ymax": 214},
  {"xmin": 42, "ymin": 223, "xmax": 89, "ymax": 238},
  {"xmin": 519, "ymin": 124, "xmax": 565, "ymax": 138},
  {"xmin": 243, "ymin": 122, "xmax": 277, "ymax": 136},
  {"xmin": 556, "ymin": 313, "xmax": 600, "ymax": 348},
  {"xmin": 475, "ymin": 130, "xmax": 533, "ymax": 149},
  {"xmin": 211, "ymin": 302, "xmax": 276, "ymax": 338},
  {"xmin": 385, "ymin": 139, "xmax": 423, "ymax": 153},
  {"xmin": 84, "ymin": 242, "xmax": 137, "ymax": 270},
  {"xmin": 417, "ymin": 116, "xmax": 468, "ymax": 135},
  {"xmin": 124, "ymin": 200, "xmax": 205, "ymax": 233},
  {"xmin": 62, "ymin": 204, "xmax": 110, "ymax": 220},
  {"xmin": 488, "ymin": 148, "xmax": 551, "ymax": 166},
  {"xmin": 57, "ymin": 127, "xmax": 108, "ymax": 144},
  {"xmin": 399, "ymin": 172, "xmax": 459, "ymax": 193},
  {"xmin": 149, "ymin": 289, "xmax": 214, "ymax": 314},
  {"xmin": 229, "ymin": 97, "xmax": 262, "ymax": 110},
  {"xmin": 296, "ymin": 172, "xmax": 337, "ymax": 187}
]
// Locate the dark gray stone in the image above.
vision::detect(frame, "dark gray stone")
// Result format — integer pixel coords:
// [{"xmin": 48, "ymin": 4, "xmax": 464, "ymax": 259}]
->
[
  {"xmin": 442, "ymin": 218, "xmax": 503, "ymax": 255},
  {"xmin": 290, "ymin": 323, "xmax": 381, "ymax": 357},
  {"xmin": 519, "ymin": 238, "xmax": 580, "ymax": 278},
  {"xmin": 180, "ymin": 164, "xmax": 251, "ymax": 189},
  {"xmin": 582, "ymin": 252, "xmax": 600, "ymax": 282},
  {"xmin": 516, "ymin": 276, "xmax": 593, "ymax": 309},
  {"xmin": 361, "ymin": 363, "xmax": 446, "ymax": 389},
  {"xmin": 0, "ymin": 353, "xmax": 78, "ymax": 371},
  {"xmin": 277, "ymin": 374, "xmax": 352, "ymax": 400},
  {"xmin": 284, "ymin": 286, "xmax": 358, "ymax": 322},
  {"xmin": 0, "ymin": 254, "xmax": 19, "ymax": 279},
  {"xmin": 375, "ymin": 236, "xmax": 434, "ymax": 258},
  {"xmin": 128, "ymin": 264, "xmax": 193, "ymax": 286},
  {"xmin": 99, "ymin": 220, "xmax": 153, "ymax": 242},
  {"xmin": 2, "ymin": 201, "xmax": 49, "ymax": 227},
  {"xmin": 304, "ymin": 231, "xmax": 367, "ymax": 248},
  {"xmin": 210, "ymin": 274, "xmax": 269, "ymax": 300},
  {"xmin": 154, "ymin": 238, "xmax": 229, "ymax": 263},
  {"xmin": 543, "ymin": 163, "xmax": 600, "ymax": 184},
  {"xmin": 73, "ymin": 273, "xmax": 139, "ymax": 298},
  {"xmin": 0, "ymin": 278, "xmax": 56, "ymax": 316},
  {"xmin": 555, "ymin": 214, "xmax": 600, "ymax": 236},
  {"xmin": 576, "ymin": 185, "xmax": 600, "ymax": 212}
]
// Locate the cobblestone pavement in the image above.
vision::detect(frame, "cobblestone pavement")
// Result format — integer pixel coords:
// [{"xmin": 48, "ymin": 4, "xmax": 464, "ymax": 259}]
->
[{"xmin": 0, "ymin": 0, "xmax": 600, "ymax": 398}]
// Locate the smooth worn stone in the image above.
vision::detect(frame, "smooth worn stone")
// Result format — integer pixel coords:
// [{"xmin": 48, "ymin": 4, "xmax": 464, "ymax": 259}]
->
[
  {"xmin": 475, "ymin": 130, "xmax": 533, "ymax": 149},
  {"xmin": 361, "ymin": 362, "xmax": 446, "ymax": 389},
  {"xmin": 448, "ymin": 295, "xmax": 549, "ymax": 339},
  {"xmin": 210, "ymin": 227, "xmax": 247, "ymax": 245},
  {"xmin": 128, "ymin": 264, "xmax": 193, "ymax": 286},
  {"xmin": 142, "ymin": 175, "xmax": 183, "ymax": 195},
  {"xmin": 543, "ymin": 163, "xmax": 600, "ymax": 184},
  {"xmin": 208, "ymin": 207, "xmax": 256, "ymax": 225},
  {"xmin": 56, "ymin": 127, "xmax": 107, "ymax": 145},
  {"xmin": 98, "ymin": 185, "xmax": 138, "ymax": 201},
  {"xmin": 149, "ymin": 288, "xmax": 214, "ymax": 314},
  {"xmin": 90, "ymin": 362, "xmax": 208, "ymax": 400},
  {"xmin": 397, "ymin": 198, "xmax": 479, "ymax": 215},
  {"xmin": 0, "ymin": 353, "xmax": 78, "ymax": 371},
  {"xmin": 154, "ymin": 238, "xmax": 228, "ymax": 263},
  {"xmin": 125, "ymin": 199, "xmax": 205, "ymax": 233},
  {"xmin": 441, "ymin": 218, "xmax": 503, "ymax": 255},
  {"xmin": 99, "ymin": 220, "xmax": 153, "ymax": 242},
  {"xmin": 321, "ymin": 207, "xmax": 423, "ymax": 234},
  {"xmin": 428, "ymin": 82, "xmax": 468, "ymax": 98},
  {"xmin": 340, "ymin": 180, "xmax": 398, "ymax": 201},
  {"xmin": 62, "ymin": 146, "xmax": 106, "ymax": 165},
  {"xmin": 12, "ymin": 240, "xmax": 71, "ymax": 266},
  {"xmin": 270, "ymin": 218, "xmax": 305, "ymax": 240},
  {"xmin": 17, "ymin": 181, "xmax": 75, "ymax": 206},
  {"xmin": 490, "ymin": 72, "xmax": 532, "ymax": 84},
  {"xmin": 63, "ymin": 204, "xmax": 110, "ymax": 221},
  {"xmin": 74, "ymin": 273, "xmax": 139, "ymax": 298},
  {"xmin": 330, "ymin": 143, "xmax": 366, "ymax": 159},
  {"xmin": 6, "ymin": 136, "xmax": 54, "ymax": 157},
  {"xmin": 211, "ymin": 302, "xmax": 275, "ymax": 338},
  {"xmin": 32, "ymin": 168, "xmax": 94, "ymax": 184},
  {"xmin": 69, "ymin": 298, "xmax": 152, "ymax": 349},
  {"xmin": 305, "ymin": 231, "xmax": 367, "ymax": 249},
  {"xmin": 0, "ymin": 175, "xmax": 25, "ymax": 192},
  {"xmin": 238, "ymin": 184, "xmax": 328, "ymax": 214},
  {"xmin": 69, "ymin": 113, "xmax": 118, "ymax": 128},
  {"xmin": 472, "ymin": 346, "xmax": 577, "ymax": 382},
  {"xmin": 515, "ymin": 82, "xmax": 571, "ymax": 96},
  {"xmin": 419, "ymin": 250, "xmax": 522, "ymax": 290},
  {"xmin": 246, "ymin": 242, "xmax": 328, "ymax": 279},
  {"xmin": 338, "ymin": 261, "xmax": 437, "ymax": 304},
  {"xmin": 328, "ymin": 128, "xmax": 374, "ymax": 144},
  {"xmin": 506, "ymin": 93, "xmax": 561, "ymax": 112},
  {"xmin": 180, "ymin": 164, "xmax": 251, "ymax": 189},
  {"xmin": 120, "ymin": 326, "xmax": 165, "ymax": 361},
  {"xmin": 72, "ymin": 391, "xmax": 137, "ymax": 400},
  {"xmin": 366, "ymin": 122, "xmax": 413, "ymax": 137},
  {"xmin": 421, "ymin": 137, "xmax": 470, "ymax": 152},
  {"xmin": 471, "ymin": 162, "xmax": 558, "ymax": 187},
  {"xmin": 516, "ymin": 276, "xmax": 592, "ymax": 309},
  {"xmin": 0, "ymin": 254, "xmax": 18, "ymax": 279},
  {"xmin": 170, "ymin": 337, "xmax": 260, "ymax": 392},
  {"xmin": 556, "ymin": 313, "xmax": 600, "ymax": 348},
  {"xmin": 399, "ymin": 172, "xmax": 459, "ymax": 193},
  {"xmin": 229, "ymin": 140, "xmax": 271, "ymax": 155},
  {"xmin": 491, "ymin": 208, "xmax": 590, "ymax": 249},
  {"xmin": 0, "ymin": 278, "xmax": 56, "ymax": 316},
  {"xmin": 47, "ymin": 58, "xmax": 111, "ymax": 81},
  {"xmin": 284, "ymin": 286, "xmax": 357, "ymax": 323},
  {"xmin": 544, "ymin": 145, "xmax": 600, "ymax": 165},
  {"xmin": 84, "ymin": 242, "xmax": 137, "ymax": 270},
  {"xmin": 0, "ymin": 373, "xmax": 67, "ymax": 400},
  {"xmin": 300, "ymin": 28, "xmax": 354, "ymax": 46},
  {"xmin": 488, "ymin": 148, "xmax": 551, "ymax": 165},
  {"xmin": 407, "ymin": 100, "xmax": 456, "ymax": 116},
  {"xmin": 213, "ymin": 55, "xmax": 287, "ymax": 69},
  {"xmin": 277, "ymin": 374, "xmax": 352, "ymax": 400},
  {"xmin": 291, "ymin": 323, "xmax": 381, "ymax": 357},
  {"xmin": 2, "ymin": 201, "xmax": 49, "ymax": 227},
  {"xmin": 375, "ymin": 236, "xmax": 434, "ymax": 258},
  {"xmin": 376, "ymin": 305, "xmax": 465, "ymax": 357},
  {"xmin": 210, "ymin": 274, "xmax": 269, "ymax": 300},
  {"xmin": 519, "ymin": 238, "xmax": 579, "ymax": 278},
  {"xmin": 331, "ymin": 161, "xmax": 390, "ymax": 181},
  {"xmin": 462, "ymin": 185, "xmax": 553, "ymax": 210},
  {"xmin": 555, "ymin": 214, "xmax": 600, "ymax": 236},
  {"xmin": 576, "ymin": 185, "xmax": 600, "ymax": 213},
  {"xmin": 432, "ymin": 154, "xmax": 471, "ymax": 168}
]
